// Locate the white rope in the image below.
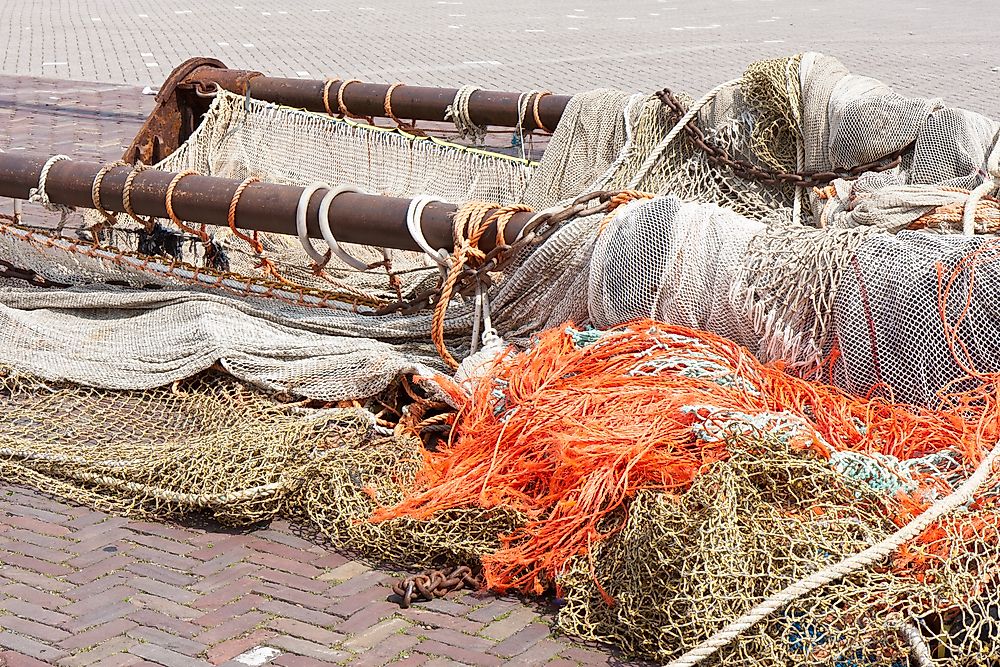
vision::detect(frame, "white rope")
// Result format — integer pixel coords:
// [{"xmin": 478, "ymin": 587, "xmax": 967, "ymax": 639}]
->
[
  {"xmin": 28, "ymin": 155, "xmax": 74, "ymax": 229},
  {"xmin": 898, "ymin": 623, "xmax": 934, "ymax": 667},
  {"xmin": 961, "ymin": 130, "xmax": 1000, "ymax": 236},
  {"xmin": 444, "ymin": 85, "xmax": 487, "ymax": 145},
  {"xmin": 514, "ymin": 90, "xmax": 541, "ymax": 162},
  {"xmin": 666, "ymin": 432, "xmax": 1000, "ymax": 667},
  {"xmin": 627, "ymin": 79, "xmax": 740, "ymax": 189},
  {"xmin": 295, "ymin": 182, "xmax": 332, "ymax": 267},
  {"xmin": 318, "ymin": 184, "xmax": 373, "ymax": 271}
]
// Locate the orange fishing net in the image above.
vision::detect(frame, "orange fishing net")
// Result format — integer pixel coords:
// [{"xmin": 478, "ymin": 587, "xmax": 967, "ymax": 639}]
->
[{"xmin": 374, "ymin": 320, "xmax": 999, "ymax": 596}]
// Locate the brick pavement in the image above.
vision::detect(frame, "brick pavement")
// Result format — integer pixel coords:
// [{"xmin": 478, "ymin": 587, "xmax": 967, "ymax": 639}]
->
[
  {"xmin": 0, "ymin": 486, "xmax": 623, "ymax": 667},
  {"xmin": 0, "ymin": 0, "xmax": 998, "ymax": 116}
]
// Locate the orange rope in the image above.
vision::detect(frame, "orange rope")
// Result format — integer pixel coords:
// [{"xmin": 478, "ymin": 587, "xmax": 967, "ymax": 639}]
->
[
  {"xmin": 531, "ymin": 91, "xmax": 553, "ymax": 133},
  {"xmin": 322, "ymin": 78, "xmax": 340, "ymax": 116},
  {"xmin": 164, "ymin": 170, "xmax": 208, "ymax": 243}
]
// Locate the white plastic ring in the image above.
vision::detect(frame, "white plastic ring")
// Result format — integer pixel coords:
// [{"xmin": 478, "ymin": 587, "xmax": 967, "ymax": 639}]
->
[
  {"xmin": 296, "ymin": 182, "xmax": 331, "ymax": 266},
  {"xmin": 406, "ymin": 195, "xmax": 449, "ymax": 266},
  {"xmin": 318, "ymin": 185, "xmax": 372, "ymax": 271}
]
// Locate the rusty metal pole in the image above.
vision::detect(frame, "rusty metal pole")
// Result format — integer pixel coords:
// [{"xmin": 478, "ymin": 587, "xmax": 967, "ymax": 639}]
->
[
  {"xmin": 0, "ymin": 153, "xmax": 535, "ymax": 254},
  {"xmin": 185, "ymin": 66, "xmax": 572, "ymax": 132},
  {"xmin": 125, "ymin": 57, "xmax": 577, "ymax": 165}
]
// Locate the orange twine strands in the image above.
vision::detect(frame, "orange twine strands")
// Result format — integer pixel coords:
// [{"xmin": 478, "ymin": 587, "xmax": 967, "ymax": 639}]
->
[{"xmin": 374, "ymin": 319, "xmax": 999, "ymax": 596}]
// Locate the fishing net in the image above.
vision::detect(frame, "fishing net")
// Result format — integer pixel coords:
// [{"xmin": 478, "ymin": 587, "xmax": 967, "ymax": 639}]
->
[{"xmin": 2, "ymin": 49, "xmax": 1000, "ymax": 666}]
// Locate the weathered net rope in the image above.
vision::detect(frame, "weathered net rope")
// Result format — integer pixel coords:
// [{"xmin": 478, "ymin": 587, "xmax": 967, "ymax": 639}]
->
[
  {"xmin": 445, "ymin": 85, "xmax": 487, "ymax": 145},
  {"xmin": 665, "ymin": 427, "xmax": 1000, "ymax": 667},
  {"xmin": 28, "ymin": 154, "xmax": 74, "ymax": 229}
]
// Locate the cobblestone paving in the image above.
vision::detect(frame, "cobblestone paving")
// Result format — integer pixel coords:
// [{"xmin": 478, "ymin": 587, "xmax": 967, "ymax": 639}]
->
[{"xmin": 2, "ymin": 1, "xmax": 999, "ymax": 665}]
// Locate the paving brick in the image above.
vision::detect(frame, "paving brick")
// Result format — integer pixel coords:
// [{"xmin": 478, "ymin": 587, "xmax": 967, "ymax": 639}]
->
[
  {"xmin": 63, "ymin": 574, "xmax": 129, "ymax": 601},
  {"xmin": 345, "ymin": 633, "xmax": 421, "ymax": 667},
  {"xmin": 55, "ymin": 635, "xmax": 139, "ymax": 667},
  {"xmin": 412, "ymin": 639, "xmax": 503, "ymax": 667},
  {"xmin": 268, "ymin": 635, "xmax": 350, "ymax": 663},
  {"xmin": 326, "ymin": 585, "xmax": 395, "ymax": 618},
  {"xmin": 335, "ymin": 602, "xmax": 400, "ymax": 635},
  {"xmin": 254, "ymin": 567, "xmax": 332, "ymax": 595},
  {"xmin": 128, "ymin": 643, "xmax": 213, "ymax": 667},
  {"xmin": 257, "ymin": 600, "xmax": 343, "ymax": 630},
  {"xmin": 399, "ymin": 608, "xmax": 483, "ymax": 634},
  {"xmin": 65, "ymin": 554, "xmax": 132, "ymax": 585},
  {"xmin": 129, "ymin": 609, "xmax": 202, "ymax": 639},
  {"xmin": 252, "ymin": 581, "xmax": 330, "ymax": 610},
  {"xmin": 271, "ymin": 655, "xmax": 342, "ymax": 667},
  {"xmin": 557, "ymin": 647, "xmax": 613, "ymax": 665},
  {"xmin": 194, "ymin": 595, "xmax": 268, "ymax": 628},
  {"xmin": 126, "ymin": 625, "xmax": 207, "ymax": 657},
  {"xmin": 190, "ymin": 563, "xmax": 259, "ymax": 594},
  {"xmin": 0, "ymin": 550, "xmax": 73, "ymax": 576},
  {"xmin": 130, "ymin": 592, "xmax": 200, "ymax": 621},
  {"xmin": 247, "ymin": 552, "xmax": 325, "ymax": 580},
  {"xmin": 487, "ymin": 622, "xmax": 551, "ymax": 658},
  {"xmin": 123, "ymin": 561, "xmax": 198, "ymax": 588},
  {"xmin": 0, "ymin": 650, "xmax": 55, "ymax": 667},
  {"xmin": 0, "ymin": 515, "xmax": 71, "ymax": 538},
  {"xmin": 204, "ymin": 630, "xmax": 277, "ymax": 664},
  {"xmin": 194, "ymin": 610, "xmax": 269, "ymax": 646},
  {"xmin": 124, "ymin": 532, "xmax": 196, "ymax": 557},
  {"xmin": 342, "ymin": 617, "xmax": 412, "ymax": 651},
  {"xmin": 466, "ymin": 599, "xmax": 519, "ymax": 624},
  {"xmin": 192, "ymin": 577, "xmax": 255, "ymax": 611},
  {"xmin": 58, "ymin": 618, "xmax": 138, "ymax": 651},
  {"xmin": 479, "ymin": 607, "xmax": 539, "ymax": 642},
  {"xmin": 502, "ymin": 637, "xmax": 563, "ymax": 664},
  {"xmin": 0, "ymin": 598, "xmax": 72, "ymax": 626},
  {"xmin": 0, "ymin": 569, "xmax": 73, "ymax": 593},
  {"xmin": 264, "ymin": 618, "xmax": 345, "ymax": 646},
  {"xmin": 317, "ymin": 560, "xmax": 370, "ymax": 583},
  {"xmin": 0, "ymin": 614, "xmax": 72, "ymax": 642},
  {"xmin": 0, "ymin": 630, "xmax": 69, "ymax": 662},
  {"xmin": 60, "ymin": 600, "xmax": 136, "ymax": 634},
  {"xmin": 59, "ymin": 584, "xmax": 133, "ymax": 615}
]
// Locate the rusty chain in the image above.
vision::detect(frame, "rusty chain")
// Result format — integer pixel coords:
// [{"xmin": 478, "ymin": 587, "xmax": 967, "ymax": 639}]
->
[
  {"xmin": 391, "ymin": 565, "xmax": 482, "ymax": 608},
  {"xmin": 656, "ymin": 88, "xmax": 914, "ymax": 190}
]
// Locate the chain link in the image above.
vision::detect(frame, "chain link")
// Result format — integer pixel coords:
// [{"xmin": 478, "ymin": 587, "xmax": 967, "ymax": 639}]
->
[
  {"xmin": 656, "ymin": 88, "xmax": 913, "ymax": 189},
  {"xmin": 391, "ymin": 565, "xmax": 482, "ymax": 608}
]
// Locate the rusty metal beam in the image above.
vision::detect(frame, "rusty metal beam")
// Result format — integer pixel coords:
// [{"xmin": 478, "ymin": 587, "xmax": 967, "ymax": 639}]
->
[
  {"xmin": 188, "ymin": 66, "xmax": 572, "ymax": 131},
  {"xmin": 0, "ymin": 153, "xmax": 534, "ymax": 254}
]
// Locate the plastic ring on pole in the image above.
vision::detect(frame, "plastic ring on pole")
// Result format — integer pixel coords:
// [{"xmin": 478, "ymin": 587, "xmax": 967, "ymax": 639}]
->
[
  {"xmin": 406, "ymin": 195, "xmax": 448, "ymax": 266},
  {"xmin": 296, "ymin": 182, "xmax": 331, "ymax": 267},
  {"xmin": 318, "ymin": 185, "xmax": 372, "ymax": 271}
]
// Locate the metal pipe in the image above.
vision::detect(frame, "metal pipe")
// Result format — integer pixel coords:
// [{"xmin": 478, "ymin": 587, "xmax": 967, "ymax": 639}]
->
[
  {"xmin": 0, "ymin": 153, "xmax": 534, "ymax": 253},
  {"xmin": 186, "ymin": 66, "xmax": 572, "ymax": 131}
]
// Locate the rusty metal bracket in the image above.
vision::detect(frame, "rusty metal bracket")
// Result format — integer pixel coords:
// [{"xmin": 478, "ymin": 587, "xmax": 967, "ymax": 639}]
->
[{"xmin": 122, "ymin": 57, "xmax": 234, "ymax": 166}]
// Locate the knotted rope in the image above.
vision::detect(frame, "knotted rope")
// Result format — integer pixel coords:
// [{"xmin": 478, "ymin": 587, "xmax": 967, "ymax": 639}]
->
[
  {"xmin": 29, "ymin": 155, "xmax": 74, "ymax": 230},
  {"xmin": 445, "ymin": 85, "xmax": 487, "ymax": 145},
  {"xmin": 431, "ymin": 202, "xmax": 531, "ymax": 368}
]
